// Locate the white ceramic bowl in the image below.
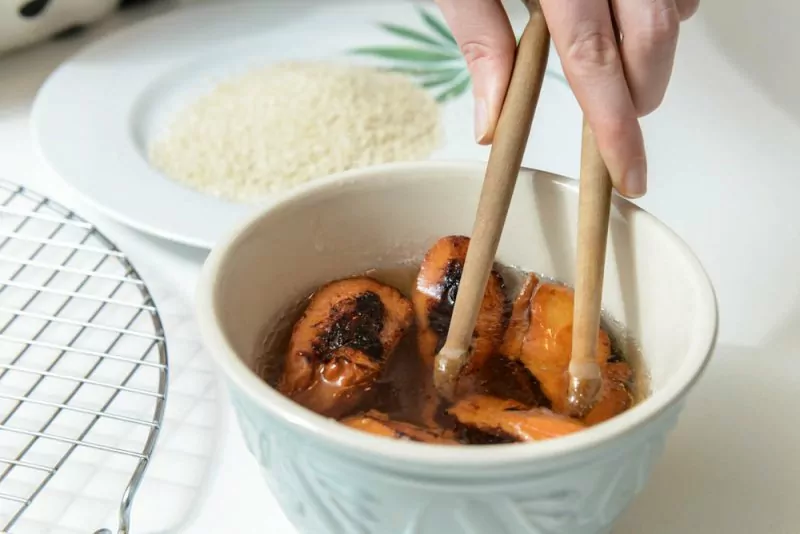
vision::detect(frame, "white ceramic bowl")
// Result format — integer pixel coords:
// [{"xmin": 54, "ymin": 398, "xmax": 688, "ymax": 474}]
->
[{"xmin": 196, "ymin": 162, "xmax": 718, "ymax": 534}]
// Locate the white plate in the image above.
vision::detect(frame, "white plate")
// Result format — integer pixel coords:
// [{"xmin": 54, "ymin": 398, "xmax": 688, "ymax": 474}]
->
[{"xmin": 32, "ymin": 0, "xmax": 582, "ymax": 249}]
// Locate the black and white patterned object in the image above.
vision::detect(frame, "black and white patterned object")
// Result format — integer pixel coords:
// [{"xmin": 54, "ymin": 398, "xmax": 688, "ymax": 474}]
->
[{"xmin": 1, "ymin": 0, "xmax": 162, "ymax": 56}]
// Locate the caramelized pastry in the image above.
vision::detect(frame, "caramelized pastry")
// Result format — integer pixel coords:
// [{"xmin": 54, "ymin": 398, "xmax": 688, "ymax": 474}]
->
[
  {"xmin": 278, "ymin": 277, "xmax": 413, "ymax": 418},
  {"xmin": 412, "ymin": 235, "xmax": 509, "ymax": 373},
  {"xmin": 342, "ymin": 410, "xmax": 459, "ymax": 444},
  {"xmin": 517, "ymin": 283, "xmax": 611, "ymax": 413},
  {"xmin": 449, "ymin": 394, "xmax": 585, "ymax": 442}
]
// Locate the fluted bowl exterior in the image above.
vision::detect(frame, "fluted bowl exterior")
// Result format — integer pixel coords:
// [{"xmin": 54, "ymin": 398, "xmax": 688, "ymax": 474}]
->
[{"xmin": 197, "ymin": 162, "xmax": 717, "ymax": 534}]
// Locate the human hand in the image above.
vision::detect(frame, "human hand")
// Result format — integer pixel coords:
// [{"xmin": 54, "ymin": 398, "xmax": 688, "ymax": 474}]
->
[{"xmin": 435, "ymin": 0, "xmax": 699, "ymax": 198}]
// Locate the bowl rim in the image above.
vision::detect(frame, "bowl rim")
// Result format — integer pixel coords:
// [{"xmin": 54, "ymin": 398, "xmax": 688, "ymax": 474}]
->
[{"xmin": 196, "ymin": 160, "xmax": 719, "ymax": 468}]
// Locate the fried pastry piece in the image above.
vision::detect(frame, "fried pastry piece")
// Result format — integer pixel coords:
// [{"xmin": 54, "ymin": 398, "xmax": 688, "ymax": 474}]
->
[
  {"xmin": 498, "ymin": 273, "xmax": 539, "ymax": 359},
  {"xmin": 278, "ymin": 277, "xmax": 413, "ymax": 418},
  {"xmin": 447, "ymin": 272, "xmax": 549, "ymax": 407},
  {"xmin": 342, "ymin": 410, "xmax": 459, "ymax": 444},
  {"xmin": 583, "ymin": 361, "xmax": 634, "ymax": 425},
  {"xmin": 517, "ymin": 283, "xmax": 611, "ymax": 413},
  {"xmin": 467, "ymin": 354, "xmax": 551, "ymax": 408},
  {"xmin": 449, "ymin": 394, "xmax": 585, "ymax": 442},
  {"xmin": 412, "ymin": 235, "xmax": 509, "ymax": 373}
]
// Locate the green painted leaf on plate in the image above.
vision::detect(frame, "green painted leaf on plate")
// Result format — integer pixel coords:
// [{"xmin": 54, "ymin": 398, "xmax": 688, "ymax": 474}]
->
[
  {"xmin": 350, "ymin": 46, "xmax": 461, "ymax": 62},
  {"xmin": 436, "ymin": 73, "xmax": 472, "ymax": 102},
  {"xmin": 417, "ymin": 6, "xmax": 458, "ymax": 46},
  {"xmin": 346, "ymin": 6, "xmax": 478, "ymax": 103},
  {"xmin": 417, "ymin": 67, "xmax": 465, "ymax": 81},
  {"xmin": 386, "ymin": 65, "xmax": 463, "ymax": 76},
  {"xmin": 420, "ymin": 69, "xmax": 468, "ymax": 89},
  {"xmin": 378, "ymin": 23, "xmax": 451, "ymax": 49}
]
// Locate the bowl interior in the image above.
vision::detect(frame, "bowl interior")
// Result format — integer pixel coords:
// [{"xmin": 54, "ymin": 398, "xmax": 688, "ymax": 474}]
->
[{"xmin": 201, "ymin": 162, "xmax": 717, "ymax": 461}]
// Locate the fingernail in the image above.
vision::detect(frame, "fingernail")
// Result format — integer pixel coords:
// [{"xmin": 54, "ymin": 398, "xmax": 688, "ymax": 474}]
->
[
  {"xmin": 474, "ymin": 98, "xmax": 489, "ymax": 144},
  {"xmin": 623, "ymin": 160, "xmax": 647, "ymax": 198}
]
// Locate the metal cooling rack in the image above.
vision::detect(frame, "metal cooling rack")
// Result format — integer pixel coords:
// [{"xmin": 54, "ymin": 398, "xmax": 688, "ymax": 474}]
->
[{"xmin": 0, "ymin": 180, "xmax": 168, "ymax": 534}]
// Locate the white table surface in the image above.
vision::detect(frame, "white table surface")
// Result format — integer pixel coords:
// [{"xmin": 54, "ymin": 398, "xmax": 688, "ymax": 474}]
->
[{"xmin": 1, "ymin": 1, "xmax": 798, "ymax": 532}]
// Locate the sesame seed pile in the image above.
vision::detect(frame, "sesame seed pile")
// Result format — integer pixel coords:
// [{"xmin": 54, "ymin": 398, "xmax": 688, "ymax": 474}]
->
[{"xmin": 149, "ymin": 61, "xmax": 442, "ymax": 203}]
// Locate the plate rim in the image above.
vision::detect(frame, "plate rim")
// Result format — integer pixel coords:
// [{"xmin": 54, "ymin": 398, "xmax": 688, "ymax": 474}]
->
[{"xmin": 31, "ymin": 0, "xmax": 571, "ymax": 250}]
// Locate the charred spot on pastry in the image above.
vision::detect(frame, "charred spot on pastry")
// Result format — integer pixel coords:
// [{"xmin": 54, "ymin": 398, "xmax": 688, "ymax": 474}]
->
[
  {"xmin": 19, "ymin": 0, "xmax": 50, "ymax": 17},
  {"xmin": 495, "ymin": 271, "xmax": 512, "ymax": 329},
  {"xmin": 316, "ymin": 292, "xmax": 385, "ymax": 361},
  {"xmin": 428, "ymin": 259, "xmax": 462, "ymax": 343},
  {"xmin": 457, "ymin": 425, "xmax": 518, "ymax": 445}
]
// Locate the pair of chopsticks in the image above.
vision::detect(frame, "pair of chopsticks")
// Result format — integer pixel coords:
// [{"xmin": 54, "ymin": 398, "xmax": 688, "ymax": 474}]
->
[{"xmin": 434, "ymin": 1, "xmax": 612, "ymax": 417}]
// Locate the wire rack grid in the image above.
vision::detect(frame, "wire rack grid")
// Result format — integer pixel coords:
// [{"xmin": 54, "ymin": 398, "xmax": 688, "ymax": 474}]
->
[{"xmin": 0, "ymin": 179, "xmax": 168, "ymax": 534}]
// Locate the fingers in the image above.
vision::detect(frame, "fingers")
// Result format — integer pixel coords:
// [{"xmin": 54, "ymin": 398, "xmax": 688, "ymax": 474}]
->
[
  {"xmin": 436, "ymin": 0, "xmax": 516, "ymax": 144},
  {"xmin": 613, "ymin": 0, "xmax": 680, "ymax": 116},
  {"xmin": 675, "ymin": 0, "xmax": 700, "ymax": 20},
  {"xmin": 540, "ymin": 0, "xmax": 646, "ymax": 198}
]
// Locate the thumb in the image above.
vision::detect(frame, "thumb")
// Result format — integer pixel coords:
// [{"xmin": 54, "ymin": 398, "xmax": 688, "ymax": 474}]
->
[{"xmin": 437, "ymin": 0, "xmax": 517, "ymax": 144}]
